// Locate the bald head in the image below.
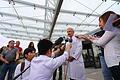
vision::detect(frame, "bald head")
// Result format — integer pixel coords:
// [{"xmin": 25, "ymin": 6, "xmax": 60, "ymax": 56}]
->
[{"xmin": 67, "ymin": 27, "xmax": 74, "ymax": 37}]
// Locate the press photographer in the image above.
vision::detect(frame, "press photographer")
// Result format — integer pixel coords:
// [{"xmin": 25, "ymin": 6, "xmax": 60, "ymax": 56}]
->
[
  {"xmin": 52, "ymin": 36, "xmax": 72, "ymax": 56},
  {"xmin": 52, "ymin": 37, "xmax": 72, "ymax": 80}
]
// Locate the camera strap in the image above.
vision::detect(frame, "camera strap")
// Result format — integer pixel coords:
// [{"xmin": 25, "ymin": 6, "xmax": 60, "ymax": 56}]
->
[{"xmin": 13, "ymin": 64, "xmax": 31, "ymax": 80}]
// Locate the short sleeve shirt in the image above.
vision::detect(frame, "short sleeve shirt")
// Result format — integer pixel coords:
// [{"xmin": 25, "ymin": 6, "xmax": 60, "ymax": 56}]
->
[{"xmin": 1, "ymin": 48, "xmax": 18, "ymax": 62}]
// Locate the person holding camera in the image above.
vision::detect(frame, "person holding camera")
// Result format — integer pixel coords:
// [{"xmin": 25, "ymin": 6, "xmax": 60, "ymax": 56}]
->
[
  {"xmin": 53, "ymin": 43, "xmax": 65, "ymax": 80},
  {"xmin": 66, "ymin": 27, "xmax": 86, "ymax": 80},
  {"xmin": 23, "ymin": 39, "xmax": 72, "ymax": 80}
]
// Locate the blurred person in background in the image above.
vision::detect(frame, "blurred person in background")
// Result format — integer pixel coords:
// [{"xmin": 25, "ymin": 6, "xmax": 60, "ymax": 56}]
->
[
  {"xmin": 15, "ymin": 41, "xmax": 23, "ymax": 58},
  {"xmin": 14, "ymin": 48, "xmax": 36, "ymax": 80},
  {"xmin": 28, "ymin": 42, "xmax": 36, "ymax": 53},
  {"xmin": 0, "ymin": 40, "xmax": 19, "ymax": 80},
  {"xmin": 0, "ymin": 46, "xmax": 8, "ymax": 71}
]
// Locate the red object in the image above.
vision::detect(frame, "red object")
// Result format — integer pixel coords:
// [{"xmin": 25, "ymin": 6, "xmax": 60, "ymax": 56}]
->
[{"xmin": 15, "ymin": 46, "xmax": 23, "ymax": 54}]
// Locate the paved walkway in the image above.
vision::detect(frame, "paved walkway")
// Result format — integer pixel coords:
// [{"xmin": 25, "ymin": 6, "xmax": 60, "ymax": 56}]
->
[
  {"xmin": 86, "ymin": 68, "xmax": 103, "ymax": 80},
  {"xmin": 56, "ymin": 68, "xmax": 104, "ymax": 80},
  {"xmin": 4, "ymin": 68, "xmax": 103, "ymax": 80}
]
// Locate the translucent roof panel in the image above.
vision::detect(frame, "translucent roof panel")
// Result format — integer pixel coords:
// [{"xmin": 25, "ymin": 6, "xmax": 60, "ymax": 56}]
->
[{"xmin": 0, "ymin": 0, "xmax": 120, "ymax": 42}]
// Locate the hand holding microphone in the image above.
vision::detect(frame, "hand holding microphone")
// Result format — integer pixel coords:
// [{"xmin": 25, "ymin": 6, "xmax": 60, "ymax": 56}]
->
[
  {"xmin": 75, "ymin": 34, "xmax": 96, "ymax": 41},
  {"xmin": 65, "ymin": 42, "xmax": 72, "ymax": 53}
]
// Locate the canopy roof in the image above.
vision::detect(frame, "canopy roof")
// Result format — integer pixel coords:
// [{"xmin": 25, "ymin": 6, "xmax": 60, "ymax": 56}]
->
[{"xmin": 0, "ymin": 0, "xmax": 120, "ymax": 41}]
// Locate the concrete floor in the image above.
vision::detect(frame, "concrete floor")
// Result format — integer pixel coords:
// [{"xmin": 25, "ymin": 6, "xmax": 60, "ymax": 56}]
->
[
  {"xmin": 86, "ymin": 68, "xmax": 104, "ymax": 80},
  {"xmin": 55, "ymin": 68, "xmax": 104, "ymax": 80},
  {"xmin": 5, "ymin": 68, "xmax": 103, "ymax": 80}
]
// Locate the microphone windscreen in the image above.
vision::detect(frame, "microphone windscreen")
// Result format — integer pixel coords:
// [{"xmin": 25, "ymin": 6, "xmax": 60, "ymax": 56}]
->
[{"xmin": 55, "ymin": 37, "xmax": 63, "ymax": 45}]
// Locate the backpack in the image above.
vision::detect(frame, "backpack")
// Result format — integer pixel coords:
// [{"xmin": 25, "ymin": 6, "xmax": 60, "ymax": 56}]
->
[{"xmin": 20, "ymin": 61, "xmax": 25, "ymax": 72}]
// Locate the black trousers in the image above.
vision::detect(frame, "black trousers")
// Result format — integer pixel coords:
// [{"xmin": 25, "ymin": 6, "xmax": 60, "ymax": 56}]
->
[
  {"xmin": 109, "ymin": 65, "xmax": 120, "ymax": 80},
  {"xmin": 53, "ymin": 65, "xmax": 62, "ymax": 80}
]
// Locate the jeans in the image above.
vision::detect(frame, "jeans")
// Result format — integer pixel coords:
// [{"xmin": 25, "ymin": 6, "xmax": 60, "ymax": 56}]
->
[
  {"xmin": 99, "ymin": 55, "xmax": 113, "ymax": 80},
  {"xmin": 0, "ymin": 62, "xmax": 17, "ymax": 80}
]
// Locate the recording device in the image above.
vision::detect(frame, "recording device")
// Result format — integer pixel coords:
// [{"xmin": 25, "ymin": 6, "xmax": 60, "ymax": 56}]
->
[
  {"xmin": 53, "ymin": 37, "xmax": 72, "ymax": 51},
  {"xmin": 65, "ymin": 38, "xmax": 72, "ymax": 43},
  {"xmin": 54, "ymin": 37, "xmax": 72, "ymax": 46},
  {"xmin": 54, "ymin": 37, "xmax": 64, "ymax": 46}
]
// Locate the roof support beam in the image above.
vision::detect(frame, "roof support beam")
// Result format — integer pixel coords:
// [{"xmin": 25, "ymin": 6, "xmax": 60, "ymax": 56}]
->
[
  {"xmin": 112, "ymin": 0, "xmax": 120, "ymax": 2},
  {"xmin": 0, "ymin": 21, "xmax": 44, "ymax": 30},
  {"xmin": 0, "ymin": 27, "xmax": 75, "ymax": 37},
  {"xmin": 48, "ymin": 0, "xmax": 63, "ymax": 39},
  {"xmin": 3, "ymin": 0, "xmax": 100, "ymax": 17},
  {"xmin": 3, "ymin": 34, "xmax": 39, "ymax": 41},
  {"xmin": 0, "ymin": 12, "xmax": 98, "ymax": 26},
  {"xmin": 0, "ymin": 21, "xmax": 91, "ymax": 32}
]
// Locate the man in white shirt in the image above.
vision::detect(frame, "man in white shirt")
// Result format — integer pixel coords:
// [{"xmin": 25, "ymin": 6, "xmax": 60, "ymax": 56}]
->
[
  {"xmin": 23, "ymin": 39, "xmax": 71, "ymax": 80},
  {"xmin": 14, "ymin": 48, "xmax": 36, "ymax": 80},
  {"xmin": 66, "ymin": 27, "xmax": 86, "ymax": 80}
]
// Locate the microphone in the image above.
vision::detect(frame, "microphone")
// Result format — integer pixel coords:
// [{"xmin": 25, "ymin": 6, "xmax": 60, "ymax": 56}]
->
[
  {"xmin": 69, "ymin": 38, "xmax": 72, "ymax": 43},
  {"xmin": 54, "ymin": 37, "xmax": 64, "ymax": 45}
]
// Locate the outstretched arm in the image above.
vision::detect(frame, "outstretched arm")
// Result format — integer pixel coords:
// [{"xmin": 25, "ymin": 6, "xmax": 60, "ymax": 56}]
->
[{"xmin": 113, "ymin": 18, "xmax": 120, "ymax": 27}]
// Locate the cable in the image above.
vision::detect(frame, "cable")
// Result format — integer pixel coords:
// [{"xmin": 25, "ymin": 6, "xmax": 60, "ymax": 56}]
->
[
  {"xmin": 74, "ymin": 1, "xmax": 104, "ymax": 31},
  {"xmin": 89, "ymin": 1, "xmax": 117, "ymax": 24},
  {"xmin": 11, "ymin": 3, "xmax": 30, "ymax": 38},
  {"xmin": 0, "ymin": 6, "xmax": 30, "ymax": 9},
  {"xmin": 74, "ymin": 0, "xmax": 100, "ymax": 15},
  {"xmin": 80, "ymin": 1, "xmax": 104, "ymax": 25}
]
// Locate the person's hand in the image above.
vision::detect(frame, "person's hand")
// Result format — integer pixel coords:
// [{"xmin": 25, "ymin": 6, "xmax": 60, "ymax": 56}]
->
[
  {"xmin": 52, "ymin": 48, "xmax": 60, "ymax": 54},
  {"xmin": 75, "ymin": 34, "xmax": 85, "ymax": 39},
  {"xmin": 4, "ymin": 60, "xmax": 9, "ymax": 64},
  {"xmin": 80, "ymin": 35, "xmax": 96, "ymax": 41},
  {"xmin": 60, "ymin": 44, "xmax": 65, "ymax": 51},
  {"xmin": 67, "ymin": 56, "xmax": 75, "ymax": 62},
  {"xmin": 65, "ymin": 42, "xmax": 72, "ymax": 53}
]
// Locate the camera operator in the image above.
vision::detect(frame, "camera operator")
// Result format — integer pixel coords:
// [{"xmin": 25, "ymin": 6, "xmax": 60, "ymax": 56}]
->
[
  {"xmin": 52, "ymin": 43, "xmax": 65, "ymax": 80},
  {"xmin": 52, "ymin": 36, "xmax": 69, "ymax": 80},
  {"xmin": 23, "ymin": 39, "xmax": 72, "ymax": 80}
]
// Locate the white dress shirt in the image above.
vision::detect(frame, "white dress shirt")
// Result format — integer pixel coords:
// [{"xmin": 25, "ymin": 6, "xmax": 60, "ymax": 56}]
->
[
  {"xmin": 14, "ymin": 59, "xmax": 31, "ymax": 80},
  {"xmin": 67, "ymin": 36, "xmax": 86, "ymax": 80},
  {"xmin": 23, "ymin": 51, "xmax": 68, "ymax": 80},
  {"xmin": 92, "ymin": 31, "xmax": 120, "ymax": 67}
]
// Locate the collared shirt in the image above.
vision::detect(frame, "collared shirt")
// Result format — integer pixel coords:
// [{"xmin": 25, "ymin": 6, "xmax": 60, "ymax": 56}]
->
[
  {"xmin": 1, "ymin": 47, "xmax": 18, "ymax": 62},
  {"xmin": 93, "ymin": 31, "xmax": 120, "ymax": 67},
  {"xmin": 14, "ymin": 59, "xmax": 31, "ymax": 80},
  {"xmin": 67, "ymin": 36, "xmax": 86, "ymax": 80},
  {"xmin": 23, "ymin": 51, "xmax": 68, "ymax": 80}
]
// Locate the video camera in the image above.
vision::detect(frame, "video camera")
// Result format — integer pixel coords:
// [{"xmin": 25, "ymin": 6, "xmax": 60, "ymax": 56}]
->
[
  {"xmin": 53, "ymin": 37, "xmax": 72, "ymax": 51},
  {"xmin": 54, "ymin": 37, "xmax": 72, "ymax": 46}
]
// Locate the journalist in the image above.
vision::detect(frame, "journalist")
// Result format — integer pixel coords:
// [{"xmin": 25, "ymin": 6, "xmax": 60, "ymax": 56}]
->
[{"xmin": 23, "ymin": 39, "xmax": 72, "ymax": 80}]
